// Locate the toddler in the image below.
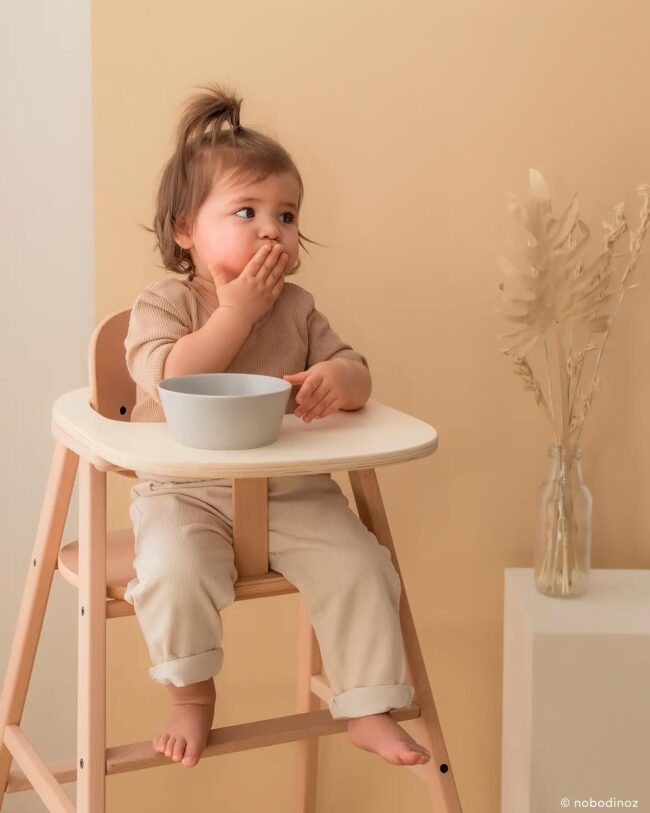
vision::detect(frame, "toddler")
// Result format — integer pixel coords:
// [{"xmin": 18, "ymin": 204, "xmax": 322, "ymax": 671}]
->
[{"xmin": 123, "ymin": 83, "xmax": 431, "ymax": 769}]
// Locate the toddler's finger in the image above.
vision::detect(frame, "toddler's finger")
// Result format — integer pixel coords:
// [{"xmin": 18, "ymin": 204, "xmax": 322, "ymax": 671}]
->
[
  {"xmin": 269, "ymin": 254, "xmax": 288, "ymax": 286},
  {"xmin": 313, "ymin": 395, "xmax": 339, "ymax": 419},
  {"xmin": 259, "ymin": 244, "xmax": 284, "ymax": 278},
  {"xmin": 243, "ymin": 244, "xmax": 273, "ymax": 277},
  {"xmin": 296, "ymin": 380, "xmax": 328, "ymax": 413},
  {"xmin": 300, "ymin": 392, "xmax": 331, "ymax": 420},
  {"xmin": 295, "ymin": 376, "xmax": 319, "ymax": 403},
  {"xmin": 208, "ymin": 262, "xmax": 228, "ymax": 287}
]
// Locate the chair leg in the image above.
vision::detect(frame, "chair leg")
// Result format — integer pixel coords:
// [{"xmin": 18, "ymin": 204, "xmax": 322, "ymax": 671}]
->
[
  {"xmin": 295, "ymin": 596, "xmax": 322, "ymax": 813},
  {"xmin": 232, "ymin": 477, "xmax": 269, "ymax": 577},
  {"xmin": 0, "ymin": 442, "xmax": 79, "ymax": 809},
  {"xmin": 348, "ymin": 468, "xmax": 463, "ymax": 813},
  {"xmin": 76, "ymin": 459, "xmax": 107, "ymax": 813}
]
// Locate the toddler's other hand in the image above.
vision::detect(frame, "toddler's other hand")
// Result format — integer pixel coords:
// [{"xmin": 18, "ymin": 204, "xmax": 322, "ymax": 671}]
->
[{"xmin": 283, "ymin": 360, "xmax": 350, "ymax": 422}]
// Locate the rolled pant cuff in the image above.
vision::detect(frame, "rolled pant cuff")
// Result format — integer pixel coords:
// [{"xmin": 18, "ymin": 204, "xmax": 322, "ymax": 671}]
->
[
  {"xmin": 329, "ymin": 683, "xmax": 415, "ymax": 720},
  {"xmin": 149, "ymin": 648, "xmax": 223, "ymax": 687}
]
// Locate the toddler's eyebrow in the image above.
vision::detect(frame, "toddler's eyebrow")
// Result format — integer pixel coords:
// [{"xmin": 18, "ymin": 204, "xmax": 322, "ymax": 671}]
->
[{"xmin": 229, "ymin": 196, "xmax": 298, "ymax": 210}]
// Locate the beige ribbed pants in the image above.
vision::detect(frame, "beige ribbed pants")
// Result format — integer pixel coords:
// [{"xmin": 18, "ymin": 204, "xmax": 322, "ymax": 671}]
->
[{"xmin": 124, "ymin": 472, "xmax": 414, "ymax": 719}]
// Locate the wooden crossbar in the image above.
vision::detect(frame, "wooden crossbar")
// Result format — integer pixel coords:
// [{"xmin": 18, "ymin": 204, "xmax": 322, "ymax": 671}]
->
[
  {"xmin": 4, "ymin": 726, "xmax": 75, "ymax": 811},
  {"xmin": 6, "ymin": 705, "xmax": 420, "ymax": 794}
]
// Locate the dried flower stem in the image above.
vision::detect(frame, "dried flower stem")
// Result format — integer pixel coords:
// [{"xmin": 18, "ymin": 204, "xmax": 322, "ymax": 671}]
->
[
  {"xmin": 543, "ymin": 338, "xmax": 560, "ymax": 446},
  {"xmin": 537, "ymin": 452, "xmax": 577, "ymax": 595}
]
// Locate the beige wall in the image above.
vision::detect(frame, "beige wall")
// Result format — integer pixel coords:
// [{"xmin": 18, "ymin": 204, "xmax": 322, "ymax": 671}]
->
[{"xmin": 93, "ymin": 2, "xmax": 650, "ymax": 810}]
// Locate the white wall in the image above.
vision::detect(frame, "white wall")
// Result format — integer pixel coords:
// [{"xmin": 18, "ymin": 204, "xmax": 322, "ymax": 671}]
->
[{"xmin": 0, "ymin": 1, "xmax": 93, "ymax": 809}]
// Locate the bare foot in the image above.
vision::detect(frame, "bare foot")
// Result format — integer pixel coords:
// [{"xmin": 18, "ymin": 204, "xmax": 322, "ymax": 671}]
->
[
  {"xmin": 153, "ymin": 679, "xmax": 215, "ymax": 768},
  {"xmin": 347, "ymin": 712, "xmax": 431, "ymax": 766}
]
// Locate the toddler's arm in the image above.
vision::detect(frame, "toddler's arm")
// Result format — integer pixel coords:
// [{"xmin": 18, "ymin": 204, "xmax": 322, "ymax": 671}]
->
[{"xmin": 163, "ymin": 307, "xmax": 253, "ymax": 378}]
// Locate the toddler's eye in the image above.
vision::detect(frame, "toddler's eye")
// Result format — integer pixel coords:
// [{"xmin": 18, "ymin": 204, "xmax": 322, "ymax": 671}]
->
[{"xmin": 234, "ymin": 207, "xmax": 296, "ymax": 224}]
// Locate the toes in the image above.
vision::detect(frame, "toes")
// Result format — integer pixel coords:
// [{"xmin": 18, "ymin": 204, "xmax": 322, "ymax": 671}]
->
[
  {"xmin": 164, "ymin": 736, "xmax": 176, "ymax": 758},
  {"xmin": 172, "ymin": 738, "xmax": 186, "ymax": 762},
  {"xmin": 398, "ymin": 742, "xmax": 429, "ymax": 765},
  {"xmin": 154, "ymin": 734, "xmax": 169, "ymax": 754},
  {"xmin": 411, "ymin": 749, "xmax": 430, "ymax": 765},
  {"xmin": 182, "ymin": 746, "xmax": 201, "ymax": 768}
]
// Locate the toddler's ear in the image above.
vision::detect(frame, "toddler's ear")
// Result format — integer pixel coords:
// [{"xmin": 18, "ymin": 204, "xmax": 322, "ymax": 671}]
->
[
  {"xmin": 173, "ymin": 217, "xmax": 193, "ymax": 249},
  {"xmin": 174, "ymin": 235, "xmax": 192, "ymax": 250}
]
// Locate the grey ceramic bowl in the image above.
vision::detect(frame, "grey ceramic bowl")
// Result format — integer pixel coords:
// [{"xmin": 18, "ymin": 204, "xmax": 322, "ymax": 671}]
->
[{"xmin": 157, "ymin": 373, "xmax": 291, "ymax": 450}]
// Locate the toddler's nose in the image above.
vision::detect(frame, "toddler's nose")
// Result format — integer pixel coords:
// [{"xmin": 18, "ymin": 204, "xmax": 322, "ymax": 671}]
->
[{"xmin": 259, "ymin": 221, "xmax": 281, "ymax": 241}]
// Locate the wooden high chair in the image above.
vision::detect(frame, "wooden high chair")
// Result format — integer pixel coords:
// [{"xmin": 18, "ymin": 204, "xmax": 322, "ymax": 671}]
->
[{"xmin": 0, "ymin": 309, "xmax": 463, "ymax": 812}]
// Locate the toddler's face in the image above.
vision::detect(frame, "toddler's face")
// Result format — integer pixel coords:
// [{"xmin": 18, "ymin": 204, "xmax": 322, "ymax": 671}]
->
[{"xmin": 176, "ymin": 170, "xmax": 301, "ymax": 282}]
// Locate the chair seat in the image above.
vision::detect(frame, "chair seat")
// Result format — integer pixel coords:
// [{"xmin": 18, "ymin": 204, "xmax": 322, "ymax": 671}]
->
[{"xmin": 57, "ymin": 530, "xmax": 299, "ymax": 602}]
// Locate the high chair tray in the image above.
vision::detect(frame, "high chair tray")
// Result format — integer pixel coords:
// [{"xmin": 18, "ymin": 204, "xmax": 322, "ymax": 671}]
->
[{"xmin": 51, "ymin": 387, "xmax": 438, "ymax": 478}]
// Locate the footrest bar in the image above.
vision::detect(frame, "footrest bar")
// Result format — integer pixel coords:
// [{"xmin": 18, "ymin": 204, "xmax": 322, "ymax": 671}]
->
[
  {"xmin": 108, "ymin": 705, "xmax": 421, "ymax": 773},
  {"xmin": 6, "ymin": 705, "xmax": 421, "ymax": 792}
]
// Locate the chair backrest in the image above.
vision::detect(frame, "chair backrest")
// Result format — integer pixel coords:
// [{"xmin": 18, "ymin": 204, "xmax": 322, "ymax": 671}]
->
[{"xmin": 88, "ymin": 309, "xmax": 136, "ymax": 421}]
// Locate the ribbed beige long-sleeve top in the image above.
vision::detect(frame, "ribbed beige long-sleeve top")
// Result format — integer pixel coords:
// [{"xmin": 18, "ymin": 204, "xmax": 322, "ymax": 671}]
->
[{"xmin": 124, "ymin": 275, "xmax": 369, "ymax": 479}]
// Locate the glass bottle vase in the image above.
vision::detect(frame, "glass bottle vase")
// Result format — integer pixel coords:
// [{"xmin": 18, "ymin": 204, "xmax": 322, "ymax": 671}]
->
[{"xmin": 534, "ymin": 443, "xmax": 592, "ymax": 597}]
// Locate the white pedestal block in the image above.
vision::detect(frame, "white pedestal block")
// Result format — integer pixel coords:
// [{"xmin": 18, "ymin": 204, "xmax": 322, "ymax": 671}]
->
[{"xmin": 501, "ymin": 568, "xmax": 650, "ymax": 813}]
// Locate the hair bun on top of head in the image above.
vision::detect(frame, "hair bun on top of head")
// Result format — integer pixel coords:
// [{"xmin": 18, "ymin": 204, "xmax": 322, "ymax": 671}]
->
[{"xmin": 175, "ymin": 83, "xmax": 243, "ymax": 154}]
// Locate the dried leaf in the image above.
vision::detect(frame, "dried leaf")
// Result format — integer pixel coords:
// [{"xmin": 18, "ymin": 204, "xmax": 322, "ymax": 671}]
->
[
  {"xmin": 497, "ymin": 173, "xmax": 650, "ymax": 448},
  {"xmin": 497, "ymin": 171, "xmax": 608, "ymax": 355}
]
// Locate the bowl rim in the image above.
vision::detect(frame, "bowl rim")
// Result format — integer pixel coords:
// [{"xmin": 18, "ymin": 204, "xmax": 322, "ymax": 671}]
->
[{"xmin": 158, "ymin": 372, "xmax": 292, "ymax": 400}]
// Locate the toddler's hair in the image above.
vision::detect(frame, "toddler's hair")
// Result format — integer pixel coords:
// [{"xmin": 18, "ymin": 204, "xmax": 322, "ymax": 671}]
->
[{"xmin": 144, "ymin": 83, "xmax": 322, "ymax": 281}]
